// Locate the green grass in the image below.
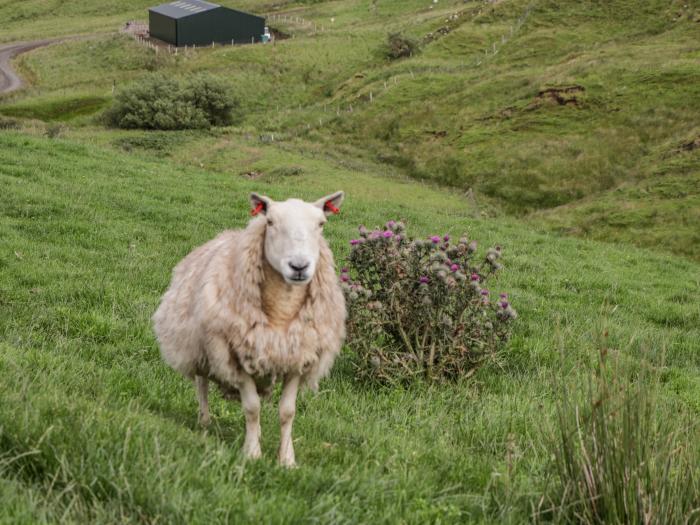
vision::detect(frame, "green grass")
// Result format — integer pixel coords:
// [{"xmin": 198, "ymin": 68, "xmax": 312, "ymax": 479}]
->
[
  {"xmin": 1, "ymin": 131, "xmax": 699, "ymax": 523},
  {"xmin": 0, "ymin": 94, "xmax": 109, "ymax": 122},
  {"xmin": 1, "ymin": 0, "xmax": 699, "ymax": 521}
]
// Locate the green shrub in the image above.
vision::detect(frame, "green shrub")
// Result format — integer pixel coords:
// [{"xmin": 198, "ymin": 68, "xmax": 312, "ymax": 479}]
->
[
  {"xmin": 341, "ymin": 221, "xmax": 516, "ymax": 384},
  {"xmin": 384, "ymin": 32, "xmax": 419, "ymax": 60},
  {"xmin": 539, "ymin": 349, "xmax": 700, "ymax": 524},
  {"xmin": 105, "ymin": 74, "xmax": 238, "ymax": 130},
  {"xmin": 182, "ymin": 74, "xmax": 238, "ymax": 127}
]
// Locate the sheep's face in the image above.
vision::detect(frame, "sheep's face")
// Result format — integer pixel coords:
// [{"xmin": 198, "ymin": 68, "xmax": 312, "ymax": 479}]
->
[{"xmin": 251, "ymin": 191, "xmax": 344, "ymax": 285}]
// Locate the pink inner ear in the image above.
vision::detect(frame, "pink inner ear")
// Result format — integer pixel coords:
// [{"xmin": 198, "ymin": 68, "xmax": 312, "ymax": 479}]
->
[
  {"xmin": 251, "ymin": 202, "xmax": 265, "ymax": 216},
  {"xmin": 324, "ymin": 200, "xmax": 340, "ymax": 214}
]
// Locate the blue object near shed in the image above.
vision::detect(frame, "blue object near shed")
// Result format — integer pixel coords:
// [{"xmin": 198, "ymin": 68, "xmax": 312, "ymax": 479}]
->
[{"xmin": 149, "ymin": 1, "xmax": 265, "ymax": 46}]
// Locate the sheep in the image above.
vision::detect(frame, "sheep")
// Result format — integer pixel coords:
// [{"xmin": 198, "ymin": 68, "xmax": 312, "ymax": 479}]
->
[{"xmin": 152, "ymin": 191, "xmax": 346, "ymax": 467}]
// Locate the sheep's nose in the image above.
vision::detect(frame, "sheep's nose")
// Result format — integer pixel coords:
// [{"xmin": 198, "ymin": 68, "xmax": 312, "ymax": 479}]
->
[{"xmin": 289, "ymin": 261, "xmax": 309, "ymax": 273}]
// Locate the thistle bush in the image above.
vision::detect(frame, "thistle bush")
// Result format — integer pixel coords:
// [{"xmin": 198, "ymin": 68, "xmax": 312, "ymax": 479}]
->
[{"xmin": 341, "ymin": 220, "xmax": 516, "ymax": 384}]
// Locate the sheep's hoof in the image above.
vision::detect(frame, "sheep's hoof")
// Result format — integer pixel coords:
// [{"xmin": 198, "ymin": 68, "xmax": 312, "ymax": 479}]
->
[
  {"xmin": 243, "ymin": 445, "xmax": 262, "ymax": 460},
  {"xmin": 278, "ymin": 455, "xmax": 297, "ymax": 469}
]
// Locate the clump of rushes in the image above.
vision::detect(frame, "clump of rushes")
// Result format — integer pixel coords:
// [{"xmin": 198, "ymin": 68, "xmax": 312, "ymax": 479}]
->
[{"xmin": 341, "ymin": 220, "xmax": 516, "ymax": 384}]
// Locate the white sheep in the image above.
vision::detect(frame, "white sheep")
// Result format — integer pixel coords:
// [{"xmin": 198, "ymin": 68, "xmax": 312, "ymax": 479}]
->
[{"xmin": 153, "ymin": 191, "xmax": 346, "ymax": 467}]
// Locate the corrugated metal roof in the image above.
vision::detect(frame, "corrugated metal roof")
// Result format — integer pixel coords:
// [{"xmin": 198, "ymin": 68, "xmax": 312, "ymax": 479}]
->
[{"xmin": 149, "ymin": 0, "xmax": 219, "ymax": 19}]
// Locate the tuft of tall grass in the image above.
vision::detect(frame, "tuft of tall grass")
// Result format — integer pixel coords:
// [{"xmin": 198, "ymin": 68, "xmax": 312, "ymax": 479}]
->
[{"xmin": 537, "ymin": 343, "xmax": 700, "ymax": 524}]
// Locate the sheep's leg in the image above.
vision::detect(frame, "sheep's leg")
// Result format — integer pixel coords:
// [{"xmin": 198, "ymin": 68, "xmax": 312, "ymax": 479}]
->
[
  {"xmin": 278, "ymin": 373, "xmax": 300, "ymax": 468},
  {"xmin": 238, "ymin": 373, "xmax": 262, "ymax": 459},
  {"xmin": 195, "ymin": 375, "xmax": 210, "ymax": 427}
]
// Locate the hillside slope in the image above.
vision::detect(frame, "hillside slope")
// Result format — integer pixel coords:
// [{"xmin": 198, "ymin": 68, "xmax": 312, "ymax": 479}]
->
[
  {"xmin": 1, "ymin": 132, "xmax": 699, "ymax": 523},
  {"xmin": 1, "ymin": 0, "xmax": 698, "ymax": 261}
]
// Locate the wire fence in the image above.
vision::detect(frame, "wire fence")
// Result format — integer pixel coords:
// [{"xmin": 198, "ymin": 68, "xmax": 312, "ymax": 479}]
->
[
  {"xmin": 256, "ymin": 1, "xmax": 537, "ymax": 142},
  {"xmin": 120, "ymin": 19, "xmax": 266, "ymax": 53},
  {"xmin": 266, "ymin": 13, "xmax": 325, "ymax": 33}
]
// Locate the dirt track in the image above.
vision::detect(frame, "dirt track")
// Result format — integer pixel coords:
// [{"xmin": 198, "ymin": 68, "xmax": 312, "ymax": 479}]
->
[{"xmin": 0, "ymin": 39, "xmax": 59, "ymax": 94}]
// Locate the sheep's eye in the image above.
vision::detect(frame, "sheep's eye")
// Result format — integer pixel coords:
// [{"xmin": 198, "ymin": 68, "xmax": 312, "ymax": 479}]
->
[
  {"xmin": 319, "ymin": 221, "xmax": 326, "ymax": 228},
  {"xmin": 267, "ymin": 219, "xmax": 273, "ymax": 226}
]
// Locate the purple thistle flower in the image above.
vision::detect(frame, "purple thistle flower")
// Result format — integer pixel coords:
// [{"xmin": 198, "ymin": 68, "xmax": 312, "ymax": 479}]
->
[
  {"xmin": 395, "ymin": 235, "xmax": 402, "ymax": 241},
  {"xmin": 341, "ymin": 267, "xmax": 348, "ymax": 274},
  {"xmin": 471, "ymin": 273, "xmax": 480, "ymax": 282},
  {"xmin": 419, "ymin": 276, "xmax": 429, "ymax": 284},
  {"xmin": 450, "ymin": 263, "xmax": 459, "ymax": 272},
  {"xmin": 430, "ymin": 235, "xmax": 441, "ymax": 244},
  {"xmin": 350, "ymin": 239, "xmax": 360, "ymax": 245},
  {"xmin": 386, "ymin": 220, "xmax": 397, "ymax": 229},
  {"xmin": 500, "ymin": 301, "xmax": 509, "ymax": 309},
  {"xmin": 340, "ymin": 274, "xmax": 349, "ymax": 282},
  {"xmin": 481, "ymin": 289, "xmax": 489, "ymax": 296},
  {"xmin": 383, "ymin": 230, "xmax": 394, "ymax": 238},
  {"xmin": 443, "ymin": 234, "xmax": 450, "ymax": 242},
  {"xmin": 499, "ymin": 293, "xmax": 508, "ymax": 299}
]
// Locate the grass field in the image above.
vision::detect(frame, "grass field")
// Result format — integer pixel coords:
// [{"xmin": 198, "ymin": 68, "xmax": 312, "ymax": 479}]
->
[
  {"xmin": 1, "ymin": 0, "xmax": 700, "ymax": 522},
  {"xmin": 1, "ymin": 131, "xmax": 699, "ymax": 523}
]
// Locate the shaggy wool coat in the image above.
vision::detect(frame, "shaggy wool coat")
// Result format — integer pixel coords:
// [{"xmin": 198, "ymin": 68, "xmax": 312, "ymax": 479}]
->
[{"xmin": 153, "ymin": 216, "xmax": 346, "ymax": 396}]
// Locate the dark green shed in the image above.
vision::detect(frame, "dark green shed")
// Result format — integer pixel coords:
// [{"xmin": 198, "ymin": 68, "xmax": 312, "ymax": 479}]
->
[{"xmin": 149, "ymin": 1, "xmax": 265, "ymax": 47}]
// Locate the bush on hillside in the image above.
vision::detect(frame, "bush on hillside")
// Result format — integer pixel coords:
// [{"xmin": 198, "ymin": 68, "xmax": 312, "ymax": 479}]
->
[
  {"xmin": 105, "ymin": 74, "xmax": 238, "ymax": 130},
  {"xmin": 341, "ymin": 221, "xmax": 516, "ymax": 385},
  {"xmin": 181, "ymin": 74, "xmax": 238, "ymax": 127},
  {"xmin": 384, "ymin": 32, "xmax": 419, "ymax": 60}
]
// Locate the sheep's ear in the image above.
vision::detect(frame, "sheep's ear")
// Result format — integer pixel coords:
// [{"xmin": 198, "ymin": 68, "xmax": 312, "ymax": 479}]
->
[
  {"xmin": 250, "ymin": 192, "xmax": 272, "ymax": 216},
  {"xmin": 314, "ymin": 191, "xmax": 344, "ymax": 216}
]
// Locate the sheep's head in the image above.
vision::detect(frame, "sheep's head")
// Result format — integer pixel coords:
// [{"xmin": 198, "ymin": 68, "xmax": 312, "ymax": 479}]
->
[{"xmin": 250, "ymin": 191, "xmax": 344, "ymax": 285}]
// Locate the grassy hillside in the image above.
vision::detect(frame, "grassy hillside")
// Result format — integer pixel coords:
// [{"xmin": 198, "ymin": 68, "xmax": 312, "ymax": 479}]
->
[
  {"xmin": 1, "ymin": 131, "xmax": 699, "ymax": 523},
  {"xmin": 1, "ymin": 0, "xmax": 698, "ymax": 259}
]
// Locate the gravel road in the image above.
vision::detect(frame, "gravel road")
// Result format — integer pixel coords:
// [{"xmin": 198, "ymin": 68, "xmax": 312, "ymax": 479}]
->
[{"xmin": 0, "ymin": 39, "xmax": 59, "ymax": 94}]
